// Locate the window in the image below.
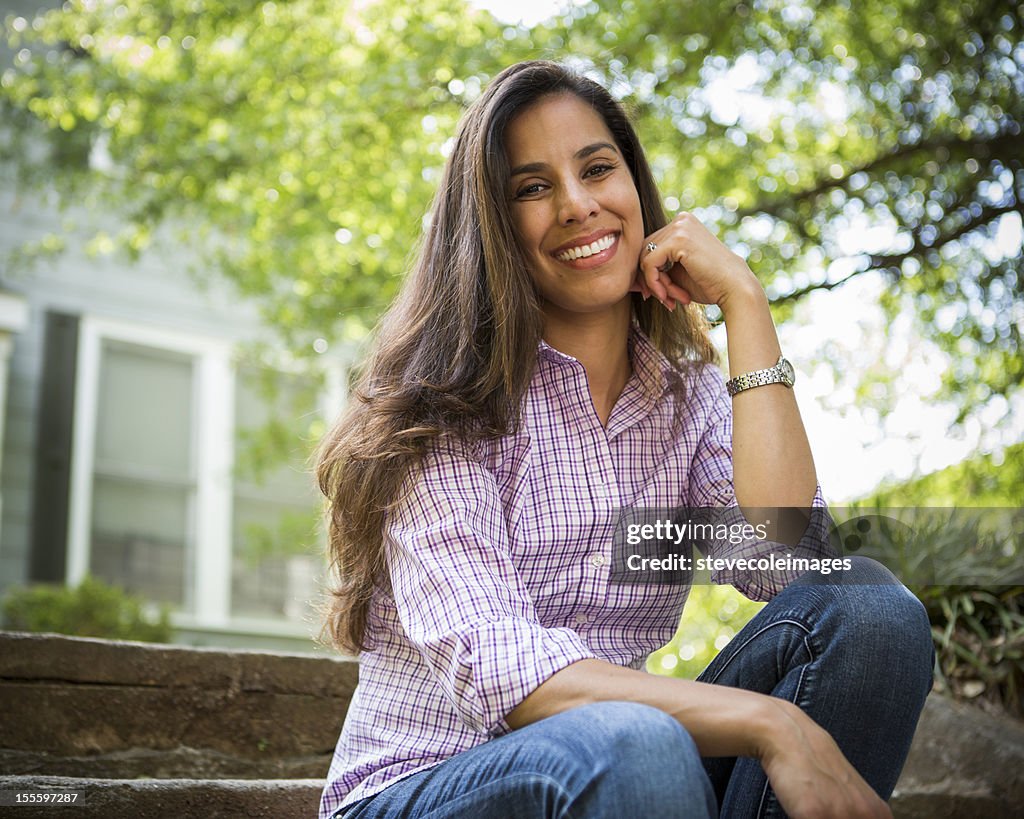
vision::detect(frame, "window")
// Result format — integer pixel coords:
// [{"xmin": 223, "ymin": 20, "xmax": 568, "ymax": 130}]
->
[
  {"xmin": 90, "ymin": 341, "xmax": 195, "ymax": 607},
  {"xmin": 67, "ymin": 317, "xmax": 340, "ymax": 637}
]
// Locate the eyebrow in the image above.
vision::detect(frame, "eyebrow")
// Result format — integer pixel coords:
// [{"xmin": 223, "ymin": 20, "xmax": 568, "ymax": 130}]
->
[{"xmin": 509, "ymin": 141, "xmax": 620, "ymax": 177}]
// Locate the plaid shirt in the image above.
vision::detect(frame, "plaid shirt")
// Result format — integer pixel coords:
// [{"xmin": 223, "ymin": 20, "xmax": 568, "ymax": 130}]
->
[{"xmin": 320, "ymin": 327, "xmax": 829, "ymax": 817}]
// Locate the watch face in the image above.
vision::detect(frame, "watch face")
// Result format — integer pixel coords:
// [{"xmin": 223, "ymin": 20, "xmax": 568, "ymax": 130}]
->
[{"xmin": 780, "ymin": 358, "xmax": 795, "ymax": 386}]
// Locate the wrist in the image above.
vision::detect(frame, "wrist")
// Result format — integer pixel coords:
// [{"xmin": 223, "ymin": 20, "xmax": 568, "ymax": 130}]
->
[
  {"xmin": 719, "ymin": 278, "xmax": 768, "ymax": 321},
  {"xmin": 750, "ymin": 697, "xmax": 803, "ymax": 761}
]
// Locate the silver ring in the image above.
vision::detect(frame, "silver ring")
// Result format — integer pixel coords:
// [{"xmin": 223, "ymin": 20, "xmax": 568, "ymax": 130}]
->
[{"xmin": 646, "ymin": 241, "xmax": 658, "ymax": 254}]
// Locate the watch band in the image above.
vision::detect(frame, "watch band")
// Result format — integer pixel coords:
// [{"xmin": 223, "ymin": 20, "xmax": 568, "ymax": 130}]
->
[{"xmin": 725, "ymin": 354, "xmax": 796, "ymax": 396}]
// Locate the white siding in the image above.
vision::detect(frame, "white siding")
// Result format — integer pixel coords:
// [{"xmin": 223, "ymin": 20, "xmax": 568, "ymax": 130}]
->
[{"xmin": 0, "ymin": 182, "xmax": 350, "ymax": 651}]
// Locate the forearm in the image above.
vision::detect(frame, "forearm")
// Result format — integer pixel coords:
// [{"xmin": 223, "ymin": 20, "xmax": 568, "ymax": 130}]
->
[
  {"xmin": 721, "ymin": 284, "xmax": 817, "ymax": 510},
  {"xmin": 506, "ymin": 657, "xmax": 786, "ymax": 759}
]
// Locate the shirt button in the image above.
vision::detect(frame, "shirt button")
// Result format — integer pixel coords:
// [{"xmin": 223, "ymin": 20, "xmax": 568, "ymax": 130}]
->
[
  {"xmin": 590, "ymin": 554, "xmax": 606, "ymax": 568},
  {"xmin": 574, "ymin": 613, "xmax": 588, "ymax": 625}
]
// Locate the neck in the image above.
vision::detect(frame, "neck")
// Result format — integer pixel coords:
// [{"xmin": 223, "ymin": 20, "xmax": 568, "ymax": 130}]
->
[{"xmin": 541, "ymin": 298, "xmax": 633, "ymax": 426}]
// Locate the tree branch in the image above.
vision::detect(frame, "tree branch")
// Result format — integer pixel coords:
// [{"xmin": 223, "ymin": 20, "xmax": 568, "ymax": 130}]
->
[
  {"xmin": 741, "ymin": 129, "xmax": 1022, "ymax": 220},
  {"xmin": 771, "ymin": 201, "xmax": 1023, "ymax": 306},
  {"xmin": 868, "ymin": 202, "xmax": 1024, "ymax": 268},
  {"xmin": 770, "ymin": 269, "xmax": 864, "ymax": 305}
]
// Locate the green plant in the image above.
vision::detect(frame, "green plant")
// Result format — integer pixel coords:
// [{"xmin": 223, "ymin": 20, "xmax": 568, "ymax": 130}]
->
[
  {"xmin": 921, "ymin": 585, "xmax": 1024, "ymax": 718},
  {"xmin": 1, "ymin": 576, "xmax": 172, "ymax": 643},
  {"xmin": 836, "ymin": 503, "xmax": 1024, "ymax": 717},
  {"xmin": 650, "ymin": 505, "xmax": 1024, "ymax": 719}
]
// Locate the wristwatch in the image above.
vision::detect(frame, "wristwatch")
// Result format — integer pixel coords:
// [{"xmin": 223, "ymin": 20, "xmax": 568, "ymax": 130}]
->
[{"xmin": 726, "ymin": 354, "xmax": 796, "ymax": 396}]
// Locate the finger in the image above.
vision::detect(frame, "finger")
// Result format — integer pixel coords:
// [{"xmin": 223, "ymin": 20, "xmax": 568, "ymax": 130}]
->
[
  {"xmin": 646, "ymin": 267, "xmax": 668, "ymax": 304},
  {"xmin": 640, "ymin": 242, "xmax": 672, "ymax": 304},
  {"xmin": 664, "ymin": 280, "xmax": 692, "ymax": 305}
]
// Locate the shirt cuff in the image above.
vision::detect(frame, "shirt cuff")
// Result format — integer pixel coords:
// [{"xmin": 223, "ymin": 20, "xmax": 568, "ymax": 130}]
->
[
  {"xmin": 707, "ymin": 485, "xmax": 836, "ymax": 599},
  {"xmin": 434, "ymin": 619, "xmax": 595, "ymax": 737}
]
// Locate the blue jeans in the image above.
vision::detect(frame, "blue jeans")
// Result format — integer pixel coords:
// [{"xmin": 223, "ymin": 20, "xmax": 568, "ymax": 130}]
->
[{"xmin": 338, "ymin": 557, "xmax": 934, "ymax": 818}]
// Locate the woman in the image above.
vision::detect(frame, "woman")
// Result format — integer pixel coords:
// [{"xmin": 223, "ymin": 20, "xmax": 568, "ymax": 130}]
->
[{"xmin": 317, "ymin": 60, "xmax": 933, "ymax": 819}]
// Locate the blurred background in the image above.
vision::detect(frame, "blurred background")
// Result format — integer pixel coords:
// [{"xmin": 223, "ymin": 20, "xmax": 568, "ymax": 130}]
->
[{"xmin": 0, "ymin": 0, "xmax": 1020, "ymax": 712}]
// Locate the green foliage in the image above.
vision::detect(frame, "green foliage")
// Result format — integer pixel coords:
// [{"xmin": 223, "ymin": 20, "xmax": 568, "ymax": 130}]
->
[
  {"xmin": 651, "ymin": 445, "xmax": 1024, "ymax": 715},
  {"xmin": 1, "ymin": 575, "xmax": 173, "ymax": 643},
  {"xmin": 925, "ymin": 585, "xmax": 1023, "ymax": 718},
  {"xmin": 238, "ymin": 509, "xmax": 321, "ymax": 566},
  {"xmin": 849, "ymin": 465, "xmax": 1024, "ymax": 715},
  {"xmin": 232, "ymin": 362, "xmax": 325, "ymax": 562},
  {"xmin": 648, "ymin": 584, "xmax": 765, "ymax": 680},
  {"xmin": 863, "ymin": 513, "xmax": 1024, "ymax": 718},
  {"xmin": 0, "ymin": 0, "xmax": 541, "ymax": 347},
  {"xmin": 1, "ymin": 0, "xmax": 1020, "ymax": 431},
  {"xmin": 840, "ymin": 502, "xmax": 1024, "ymax": 717},
  {"xmin": 566, "ymin": 0, "xmax": 1023, "ymax": 423},
  {"xmin": 869, "ymin": 440, "xmax": 1024, "ymax": 507}
]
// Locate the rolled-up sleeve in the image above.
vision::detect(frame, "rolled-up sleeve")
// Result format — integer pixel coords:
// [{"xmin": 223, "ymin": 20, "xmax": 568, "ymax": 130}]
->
[
  {"xmin": 385, "ymin": 442, "xmax": 595, "ymax": 737},
  {"xmin": 686, "ymin": 367, "xmax": 835, "ymax": 601}
]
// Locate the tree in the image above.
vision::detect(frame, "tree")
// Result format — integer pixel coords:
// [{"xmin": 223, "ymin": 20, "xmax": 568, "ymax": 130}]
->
[
  {"xmin": 2, "ymin": 0, "xmax": 1021, "ymax": 432},
  {"xmin": 557, "ymin": 0, "xmax": 1022, "ymax": 425},
  {"xmin": 1, "ymin": 0, "xmax": 538, "ymax": 343}
]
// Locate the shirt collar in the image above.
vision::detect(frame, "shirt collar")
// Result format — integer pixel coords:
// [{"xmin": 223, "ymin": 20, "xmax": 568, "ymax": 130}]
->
[{"xmin": 535, "ymin": 324, "xmax": 676, "ymax": 404}]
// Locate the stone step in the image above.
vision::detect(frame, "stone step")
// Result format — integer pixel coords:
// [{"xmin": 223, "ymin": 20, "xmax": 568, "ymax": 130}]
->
[
  {"xmin": 888, "ymin": 695, "xmax": 1024, "ymax": 819},
  {"xmin": 4, "ymin": 633, "xmax": 1023, "ymax": 817},
  {"xmin": 0, "ymin": 631, "xmax": 357, "ymax": 779},
  {"xmin": 0, "ymin": 775, "xmax": 324, "ymax": 818}
]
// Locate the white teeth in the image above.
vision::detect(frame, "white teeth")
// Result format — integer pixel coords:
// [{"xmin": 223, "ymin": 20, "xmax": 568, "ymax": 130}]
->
[{"xmin": 556, "ymin": 233, "xmax": 615, "ymax": 262}]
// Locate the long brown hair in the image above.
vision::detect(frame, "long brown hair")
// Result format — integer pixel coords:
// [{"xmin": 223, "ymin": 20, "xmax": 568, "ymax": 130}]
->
[{"xmin": 317, "ymin": 60, "xmax": 716, "ymax": 652}]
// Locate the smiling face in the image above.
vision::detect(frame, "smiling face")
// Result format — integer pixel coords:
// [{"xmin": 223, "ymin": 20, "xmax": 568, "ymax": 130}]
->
[{"xmin": 504, "ymin": 93, "xmax": 644, "ymax": 326}]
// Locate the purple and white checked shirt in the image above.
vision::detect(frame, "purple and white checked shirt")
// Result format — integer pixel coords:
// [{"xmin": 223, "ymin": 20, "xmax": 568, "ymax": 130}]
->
[{"xmin": 320, "ymin": 326, "xmax": 829, "ymax": 817}]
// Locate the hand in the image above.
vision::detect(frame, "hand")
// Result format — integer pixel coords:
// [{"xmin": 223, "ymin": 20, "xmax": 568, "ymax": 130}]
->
[
  {"xmin": 758, "ymin": 700, "xmax": 893, "ymax": 819},
  {"xmin": 630, "ymin": 212, "xmax": 763, "ymax": 314}
]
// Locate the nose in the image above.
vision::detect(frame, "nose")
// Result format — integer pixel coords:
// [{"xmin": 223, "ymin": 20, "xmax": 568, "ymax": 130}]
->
[{"xmin": 557, "ymin": 178, "xmax": 600, "ymax": 224}]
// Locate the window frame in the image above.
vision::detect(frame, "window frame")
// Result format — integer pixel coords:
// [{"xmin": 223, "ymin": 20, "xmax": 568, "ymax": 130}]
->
[{"xmin": 66, "ymin": 315, "xmax": 346, "ymax": 637}]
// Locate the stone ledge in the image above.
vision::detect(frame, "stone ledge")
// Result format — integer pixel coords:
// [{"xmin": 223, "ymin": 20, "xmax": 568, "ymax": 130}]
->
[
  {"xmin": 0, "ymin": 746, "xmax": 332, "ymax": 780},
  {"xmin": 0, "ymin": 631, "xmax": 354, "ymax": 695},
  {"xmin": 3, "ymin": 631, "xmax": 1023, "ymax": 818},
  {"xmin": 0, "ymin": 631, "xmax": 356, "ymax": 777},
  {"xmin": 891, "ymin": 694, "xmax": 1024, "ymax": 819},
  {"xmin": 0, "ymin": 775, "xmax": 323, "ymax": 819}
]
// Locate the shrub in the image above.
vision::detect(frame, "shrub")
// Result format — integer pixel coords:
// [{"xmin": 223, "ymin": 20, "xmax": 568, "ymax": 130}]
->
[
  {"xmin": 838, "ymin": 504, "xmax": 1024, "ymax": 718},
  {"xmin": 1, "ymin": 576, "xmax": 172, "ymax": 643},
  {"xmin": 922, "ymin": 584, "xmax": 1023, "ymax": 718}
]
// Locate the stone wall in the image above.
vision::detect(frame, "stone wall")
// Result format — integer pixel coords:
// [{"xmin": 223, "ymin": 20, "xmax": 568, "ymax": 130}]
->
[
  {"xmin": 893, "ymin": 694, "xmax": 1024, "ymax": 818},
  {"xmin": 0, "ymin": 631, "xmax": 357, "ymax": 778},
  {"xmin": 1, "ymin": 631, "xmax": 1022, "ymax": 817}
]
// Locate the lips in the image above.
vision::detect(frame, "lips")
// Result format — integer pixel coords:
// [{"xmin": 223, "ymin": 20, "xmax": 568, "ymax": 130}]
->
[{"xmin": 551, "ymin": 230, "xmax": 619, "ymax": 263}]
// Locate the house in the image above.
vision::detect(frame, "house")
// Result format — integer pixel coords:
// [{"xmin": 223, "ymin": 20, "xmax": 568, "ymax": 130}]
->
[{"xmin": 0, "ymin": 176, "xmax": 350, "ymax": 656}]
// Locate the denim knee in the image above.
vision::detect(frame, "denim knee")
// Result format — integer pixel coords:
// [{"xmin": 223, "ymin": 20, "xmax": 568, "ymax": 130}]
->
[
  {"xmin": 568, "ymin": 702, "xmax": 716, "ymax": 817},
  {"xmin": 577, "ymin": 701, "xmax": 698, "ymax": 763},
  {"xmin": 830, "ymin": 557, "xmax": 934, "ymax": 692},
  {"xmin": 841, "ymin": 557, "xmax": 930, "ymax": 630}
]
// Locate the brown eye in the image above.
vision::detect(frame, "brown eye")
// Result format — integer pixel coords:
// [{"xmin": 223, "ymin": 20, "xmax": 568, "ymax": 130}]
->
[{"xmin": 514, "ymin": 182, "xmax": 546, "ymax": 199}]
